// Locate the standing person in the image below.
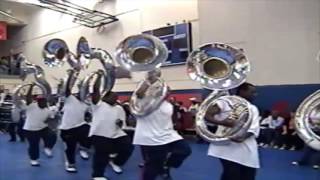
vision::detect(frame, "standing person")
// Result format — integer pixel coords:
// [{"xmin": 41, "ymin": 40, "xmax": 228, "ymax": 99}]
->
[
  {"xmin": 133, "ymin": 70, "xmax": 192, "ymax": 180},
  {"xmin": 90, "ymin": 73, "xmax": 134, "ymax": 180},
  {"xmin": 8, "ymin": 101, "xmax": 25, "ymax": 142},
  {"xmin": 206, "ymin": 82, "xmax": 260, "ymax": 180},
  {"xmin": 59, "ymin": 77, "xmax": 91, "ymax": 173},
  {"xmin": 23, "ymin": 84, "xmax": 57, "ymax": 166}
]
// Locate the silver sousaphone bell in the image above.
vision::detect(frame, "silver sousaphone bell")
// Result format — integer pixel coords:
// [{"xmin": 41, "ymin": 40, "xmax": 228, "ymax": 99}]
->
[
  {"xmin": 295, "ymin": 90, "xmax": 320, "ymax": 150},
  {"xmin": 115, "ymin": 34, "xmax": 168, "ymax": 116},
  {"xmin": 13, "ymin": 54, "xmax": 52, "ymax": 108},
  {"xmin": 187, "ymin": 43, "xmax": 252, "ymax": 143}
]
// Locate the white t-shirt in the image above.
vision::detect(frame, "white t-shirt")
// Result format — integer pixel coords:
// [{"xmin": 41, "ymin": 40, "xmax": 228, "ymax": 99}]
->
[
  {"xmin": 133, "ymin": 101, "xmax": 183, "ymax": 146},
  {"xmin": 60, "ymin": 95, "xmax": 89, "ymax": 130},
  {"xmin": 208, "ymin": 100, "xmax": 260, "ymax": 168},
  {"xmin": 23, "ymin": 103, "xmax": 55, "ymax": 131},
  {"xmin": 89, "ymin": 101, "xmax": 127, "ymax": 139},
  {"xmin": 115, "ymin": 104, "xmax": 127, "ymax": 128}
]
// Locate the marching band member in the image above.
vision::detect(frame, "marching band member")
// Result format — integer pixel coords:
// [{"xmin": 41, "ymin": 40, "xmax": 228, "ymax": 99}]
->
[
  {"xmin": 206, "ymin": 83, "xmax": 260, "ymax": 180},
  {"xmin": 23, "ymin": 84, "xmax": 57, "ymax": 166},
  {"xmin": 133, "ymin": 70, "xmax": 192, "ymax": 180},
  {"xmin": 59, "ymin": 77, "xmax": 91, "ymax": 173},
  {"xmin": 90, "ymin": 72, "xmax": 134, "ymax": 180}
]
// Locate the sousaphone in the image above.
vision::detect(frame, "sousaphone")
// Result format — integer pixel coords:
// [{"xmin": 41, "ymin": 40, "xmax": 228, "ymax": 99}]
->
[{"xmin": 187, "ymin": 43, "xmax": 252, "ymax": 143}]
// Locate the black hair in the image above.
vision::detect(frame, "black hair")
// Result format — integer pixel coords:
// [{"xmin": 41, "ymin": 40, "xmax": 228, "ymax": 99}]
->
[{"xmin": 236, "ymin": 82, "xmax": 254, "ymax": 95}]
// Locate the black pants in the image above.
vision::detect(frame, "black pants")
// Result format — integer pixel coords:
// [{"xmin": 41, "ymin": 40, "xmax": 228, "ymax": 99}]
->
[
  {"xmin": 91, "ymin": 135, "xmax": 134, "ymax": 177},
  {"xmin": 141, "ymin": 139, "xmax": 192, "ymax": 180},
  {"xmin": 220, "ymin": 159, "xmax": 256, "ymax": 180},
  {"xmin": 8, "ymin": 121, "xmax": 25, "ymax": 141},
  {"xmin": 299, "ymin": 146, "xmax": 320, "ymax": 165},
  {"xmin": 60, "ymin": 124, "xmax": 91, "ymax": 164},
  {"xmin": 25, "ymin": 127, "xmax": 57, "ymax": 160}
]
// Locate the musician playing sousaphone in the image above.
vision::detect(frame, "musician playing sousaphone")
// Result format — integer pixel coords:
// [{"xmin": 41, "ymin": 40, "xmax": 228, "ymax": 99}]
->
[
  {"xmin": 132, "ymin": 69, "xmax": 192, "ymax": 180},
  {"xmin": 206, "ymin": 83, "xmax": 260, "ymax": 180}
]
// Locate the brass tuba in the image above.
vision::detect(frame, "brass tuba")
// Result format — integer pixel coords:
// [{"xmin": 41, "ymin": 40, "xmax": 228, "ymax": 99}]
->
[
  {"xmin": 115, "ymin": 34, "xmax": 168, "ymax": 116},
  {"xmin": 13, "ymin": 54, "xmax": 52, "ymax": 109},
  {"xmin": 42, "ymin": 37, "xmax": 91, "ymax": 97},
  {"xmin": 187, "ymin": 43, "xmax": 252, "ymax": 143},
  {"xmin": 295, "ymin": 90, "xmax": 320, "ymax": 150}
]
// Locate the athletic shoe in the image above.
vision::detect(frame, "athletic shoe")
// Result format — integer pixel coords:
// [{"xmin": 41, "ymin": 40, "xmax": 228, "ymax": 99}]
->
[
  {"xmin": 273, "ymin": 145, "xmax": 279, "ymax": 149},
  {"xmin": 44, "ymin": 148, "xmax": 53, "ymax": 158},
  {"xmin": 109, "ymin": 161, "xmax": 122, "ymax": 174},
  {"xmin": 161, "ymin": 166, "xmax": 172, "ymax": 180},
  {"xmin": 138, "ymin": 162, "xmax": 145, "ymax": 168},
  {"xmin": 30, "ymin": 160, "xmax": 40, "ymax": 166},
  {"xmin": 109, "ymin": 153, "xmax": 117, "ymax": 158},
  {"xmin": 292, "ymin": 161, "xmax": 299, "ymax": 166},
  {"xmin": 289, "ymin": 147, "xmax": 296, "ymax": 151},
  {"xmin": 65, "ymin": 163, "xmax": 77, "ymax": 173},
  {"xmin": 279, "ymin": 145, "xmax": 286, "ymax": 150},
  {"xmin": 313, "ymin": 165, "xmax": 320, "ymax": 169},
  {"xmin": 92, "ymin": 177, "xmax": 109, "ymax": 180},
  {"xmin": 79, "ymin": 150, "xmax": 89, "ymax": 160},
  {"xmin": 258, "ymin": 143, "xmax": 264, "ymax": 147}
]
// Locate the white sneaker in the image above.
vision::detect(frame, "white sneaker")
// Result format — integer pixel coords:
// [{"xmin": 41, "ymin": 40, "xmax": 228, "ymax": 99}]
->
[
  {"xmin": 258, "ymin": 143, "xmax": 264, "ymax": 146},
  {"xmin": 313, "ymin": 165, "xmax": 320, "ymax": 169},
  {"xmin": 109, "ymin": 153, "xmax": 118, "ymax": 158},
  {"xmin": 292, "ymin": 161, "xmax": 299, "ymax": 166},
  {"xmin": 109, "ymin": 161, "xmax": 122, "ymax": 174},
  {"xmin": 44, "ymin": 148, "xmax": 53, "ymax": 158},
  {"xmin": 65, "ymin": 163, "xmax": 77, "ymax": 173},
  {"xmin": 289, "ymin": 147, "xmax": 296, "ymax": 151},
  {"xmin": 92, "ymin": 177, "xmax": 109, "ymax": 180},
  {"xmin": 30, "ymin": 160, "xmax": 40, "ymax": 166},
  {"xmin": 79, "ymin": 150, "xmax": 89, "ymax": 160}
]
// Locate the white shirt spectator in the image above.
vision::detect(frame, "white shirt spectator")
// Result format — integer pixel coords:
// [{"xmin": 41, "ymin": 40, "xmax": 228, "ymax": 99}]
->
[
  {"xmin": 23, "ymin": 103, "xmax": 55, "ymax": 131},
  {"xmin": 133, "ymin": 100, "xmax": 182, "ymax": 146},
  {"xmin": 11, "ymin": 105, "xmax": 22, "ymax": 123},
  {"xmin": 268, "ymin": 116, "xmax": 285, "ymax": 129},
  {"xmin": 89, "ymin": 101, "xmax": 127, "ymax": 139},
  {"xmin": 208, "ymin": 101, "xmax": 260, "ymax": 168},
  {"xmin": 60, "ymin": 95, "xmax": 89, "ymax": 130}
]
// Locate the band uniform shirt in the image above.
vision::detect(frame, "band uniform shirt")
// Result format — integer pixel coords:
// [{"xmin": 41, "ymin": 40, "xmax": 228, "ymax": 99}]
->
[
  {"xmin": 89, "ymin": 101, "xmax": 127, "ymax": 139},
  {"xmin": 115, "ymin": 104, "xmax": 129, "ymax": 129},
  {"xmin": 207, "ymin": 99, "xmax": 261, "ymax": 168},
  {"xmin": 23, "ymin": 103, "xmax": 55, "ymax": 131},
  {"xmin": 60, "ymin": 95, "xmax": 89, "ymax": 130},
  {"xmin": 133, "ymin": 100, "xmax": 183, "ymax": 146}
]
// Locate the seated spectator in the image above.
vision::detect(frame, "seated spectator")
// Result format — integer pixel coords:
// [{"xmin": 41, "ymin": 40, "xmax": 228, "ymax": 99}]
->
[
  {"xmin": 257, "ymin": 110, "xmax": 271, "ymax": 146},
  {"xmin": 277, "ymin": 112, "xmax": 303, "ymax": 150},
  {"xmin": 258, "ymin": 110, "xmax": 285, "ymax": 148}
]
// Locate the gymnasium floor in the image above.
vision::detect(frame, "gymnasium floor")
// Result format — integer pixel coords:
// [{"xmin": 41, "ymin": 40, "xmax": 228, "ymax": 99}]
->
[{"xmin": 0, "ymin": 135, "xmax": 319, "ymax": 180}]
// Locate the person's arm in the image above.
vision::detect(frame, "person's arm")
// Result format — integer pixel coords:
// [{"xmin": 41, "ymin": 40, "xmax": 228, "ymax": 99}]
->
[
  {"xmin": 282, "ymin": 125, "xmax": 288, "ymax": 135},
  {"xmin": 65, "ymin": 74, "xmax": 72, "ymax": 98},
  {"xmin": 204, "ymin": 104, "xmax": 236, "ymax": 127},
  {"xmin": 92, "ymin": 73, "xmax": 103, "ymax": 105},
  {"xmin": 135, "ymin": 81, "xmax": 150, "ymax": 99},
  {"xmin": 26, "ymin": 84, "xmax": 35, "ymax": 105},
  {"xmin": 231, "ymin": 105, "xmax": 260, "ymax": 143}
]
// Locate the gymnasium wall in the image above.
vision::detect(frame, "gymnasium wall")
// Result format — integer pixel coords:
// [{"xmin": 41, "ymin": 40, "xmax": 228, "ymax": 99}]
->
[{"xmin": 198, "ymin": 0, "xmax": 320, "ymax": 85}]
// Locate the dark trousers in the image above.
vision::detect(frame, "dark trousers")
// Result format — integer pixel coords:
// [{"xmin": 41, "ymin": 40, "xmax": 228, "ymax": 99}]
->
[
  {"xmin": 141, "ymin": 139, "xmax": 192, "ymax": 180},
  {"xmin": 91, "ymin": 135, "xmax": 134, "ymax": 177},
  {"xmin": 60, "ymin": 124, "xmax": 91, "ymax": 164},
  {"xmin": 299, "ymin": 146, "xmax": 320, "ymax": 165},
  {"xmin": 8, "ymin": 121, "xmax": 25, "ymax": 141},
  {"xmin": 25, "ymin": 127, "xmax": 57, "ymax": 160},
  {"xmin": 220, "ymin": 159, "xmax": 256, "ymax": 180}
]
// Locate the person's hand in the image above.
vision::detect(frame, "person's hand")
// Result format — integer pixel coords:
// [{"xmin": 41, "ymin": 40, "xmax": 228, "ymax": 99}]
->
[
  {"xmin": 230, "ymin": 136, "xmax": 244, "ymax": 143},
  {"xmin": 116, "ymin": 119, "xmax": 123, "ymax": 128},
  {"xmin": 282, "ymin": 131, "xmax": 287, "ymax": 135}
]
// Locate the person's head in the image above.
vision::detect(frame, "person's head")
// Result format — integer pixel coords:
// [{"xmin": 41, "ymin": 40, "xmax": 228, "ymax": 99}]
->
[
  {"xmin": 36, "ymin": 96, "xmax": 47, "ymax": 109},
  {"xmin": 102, "ymin": 91, "xmax": 118, "ymax": 106},
  {"xmin": 169, "ymin": 96, "xmax": 176, "ymax": 103},
  {"xmin": 147, "ymin": 69, "xmax": 161, "ymax": 83},
  {"xmin": 271, "ymin": 110, "xmax": 280, "ymax": 119},
  {"xmin": 236, "ymin": 82, "xmax": 256, "ymax": 101},
  {"xmin": 178, "ymin": 101, "xmax": 183, "ymax": 106}
]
